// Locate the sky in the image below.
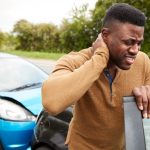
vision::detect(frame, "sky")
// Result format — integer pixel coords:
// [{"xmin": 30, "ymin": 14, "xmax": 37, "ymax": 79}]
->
[{"xmin": 0, "ymin": 0, "xmax": 97, "ymax": 32}]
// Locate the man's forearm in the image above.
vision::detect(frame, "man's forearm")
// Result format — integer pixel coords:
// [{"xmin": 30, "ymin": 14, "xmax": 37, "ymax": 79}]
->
[{"xmin": 42, "ymin": 48, "xmax": 109, "ymax": 115}]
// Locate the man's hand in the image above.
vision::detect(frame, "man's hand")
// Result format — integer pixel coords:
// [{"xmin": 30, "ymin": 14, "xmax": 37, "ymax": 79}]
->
[
  {"xmin": 132, "ymin": 85, "xmax": 150, "ymax": 118},
  {"xmin": 92, "ymin": 33, "xmax": 108, "ymax": 54}
]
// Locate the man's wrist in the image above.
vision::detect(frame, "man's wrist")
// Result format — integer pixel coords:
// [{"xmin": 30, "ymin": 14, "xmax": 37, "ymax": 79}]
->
[{"xmin": 94, "ymin": 47, "xmax": 109, "ymax": 60}]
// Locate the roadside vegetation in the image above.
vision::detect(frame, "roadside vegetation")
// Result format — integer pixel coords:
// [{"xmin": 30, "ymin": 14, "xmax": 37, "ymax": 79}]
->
[
  {"xmin": 0, "ymin": 0, "xmax": 150, "ymax": 58},
  {"xmin": 0, "ymin": 50, "xmax": 65, "ymax": 60}
]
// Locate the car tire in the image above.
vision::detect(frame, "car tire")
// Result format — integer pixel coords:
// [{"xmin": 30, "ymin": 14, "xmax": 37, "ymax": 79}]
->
[{"xmin": 35, "ymin": 146, "xmax": 53, "ymax": 150}]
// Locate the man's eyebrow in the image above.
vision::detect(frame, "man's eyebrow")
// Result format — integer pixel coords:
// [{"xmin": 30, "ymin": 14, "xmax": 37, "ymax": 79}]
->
[
  {"xmin": 122, "ymin": 38, "xmax": 144, "ymax": 45},
  {"xmin": 123, "ymin": 37, "xmax": 144, "ymax": 42},
  {"xmin": 133, "ymin": 39, "xmax": 144, "ymax": 43}
]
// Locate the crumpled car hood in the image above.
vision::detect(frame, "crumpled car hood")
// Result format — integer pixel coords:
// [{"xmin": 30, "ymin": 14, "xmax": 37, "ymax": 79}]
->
[{"xmin": 0, "ymin": 88, "xmax": 43, "ymax": 115}]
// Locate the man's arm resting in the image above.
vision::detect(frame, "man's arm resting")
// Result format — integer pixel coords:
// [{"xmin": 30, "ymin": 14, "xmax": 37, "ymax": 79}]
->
[
  {"xmin": 42, "ymin": 48, "xmax": 109, "ymax": 115},
  {"xmin": 133, "ymin": 85, "xmax": 150, "ymax": 119}
]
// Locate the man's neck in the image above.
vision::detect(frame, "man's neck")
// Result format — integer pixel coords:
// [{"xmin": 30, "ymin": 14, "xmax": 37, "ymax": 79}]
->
[{"xmin": 107, "ymin": 62, "xmax": 118, "ymax": 80}]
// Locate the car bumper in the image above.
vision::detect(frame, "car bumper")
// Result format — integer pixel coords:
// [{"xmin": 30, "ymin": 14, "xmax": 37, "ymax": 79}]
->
[{"xmin": 0, "ymin": 119, "xmax": 35, "ymax": 150}]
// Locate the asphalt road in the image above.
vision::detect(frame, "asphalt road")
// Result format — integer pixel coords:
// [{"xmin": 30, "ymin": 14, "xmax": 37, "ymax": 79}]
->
[{"xmin": 26, "ymin": 58, "xmax": 56, "ymax": 74}]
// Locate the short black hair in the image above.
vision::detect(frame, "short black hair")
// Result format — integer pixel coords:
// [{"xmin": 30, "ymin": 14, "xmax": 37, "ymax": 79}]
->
[{"xmin": 103, "ymin": 3, "xmax": 146, "ymax": 27}]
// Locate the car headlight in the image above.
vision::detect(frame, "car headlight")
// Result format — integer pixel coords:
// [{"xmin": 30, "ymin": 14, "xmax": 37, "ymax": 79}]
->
[{"xmin": 0, "ymin": 99, "xmax": 36, "ymax": 121}]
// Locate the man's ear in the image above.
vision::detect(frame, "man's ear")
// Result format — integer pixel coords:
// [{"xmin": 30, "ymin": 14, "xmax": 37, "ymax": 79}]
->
[{"xmin": 101, "ymin": 28, "xmax": 110, "ymax": 43}]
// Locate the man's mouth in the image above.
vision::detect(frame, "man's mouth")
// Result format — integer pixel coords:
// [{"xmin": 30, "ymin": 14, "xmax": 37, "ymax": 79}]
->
[{"xmin": 125, "ymin": 56, "xmax": 136, "ymax": 65}]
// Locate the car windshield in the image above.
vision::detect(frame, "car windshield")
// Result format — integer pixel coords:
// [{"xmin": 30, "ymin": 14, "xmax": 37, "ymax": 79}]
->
[{"xmin": 0, "ymin": 57, "xmax": 48, "ymax": 91}]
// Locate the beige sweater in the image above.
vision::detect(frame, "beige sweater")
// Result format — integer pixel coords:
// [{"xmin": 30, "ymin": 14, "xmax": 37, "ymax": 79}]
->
[{"xmin": 42, "ymin": 47, "xmax": 150, "ymax": 150}]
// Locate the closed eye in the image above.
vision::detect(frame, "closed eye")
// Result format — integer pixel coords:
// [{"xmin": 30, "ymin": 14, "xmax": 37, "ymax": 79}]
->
[{"xmin": 122, "ymin": 39, "xmax": 143, "ymax": 46}]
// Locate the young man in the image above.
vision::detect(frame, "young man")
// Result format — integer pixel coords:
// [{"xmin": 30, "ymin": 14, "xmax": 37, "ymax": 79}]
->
[{"xmin": 42, "ymin": 3, "xmax": 150, "ymax": 150}]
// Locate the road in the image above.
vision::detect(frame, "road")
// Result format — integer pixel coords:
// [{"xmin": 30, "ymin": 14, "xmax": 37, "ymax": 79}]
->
[{"xmin": 27, "ymin": 58, "xmax": 56, "ymax": 74}]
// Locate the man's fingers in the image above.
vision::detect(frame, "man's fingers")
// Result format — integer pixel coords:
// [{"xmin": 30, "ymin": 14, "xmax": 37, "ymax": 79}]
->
[
  {"xmin": 142, "ymin": 97, "xmax": 148, "ymax": 118},
  {"xmin": 140, "ymin": 86, "xmax": 148, "ymax": 118},
  {"xmin": 147, "ymin": 100, "xmax": 150, "ymax": 118},
  {"xmin": 133, "ymin": 87, "xmax": 143, "ymax": 110},
  {"xmin": 92, "ymin": 33, "xmax": 107, "ymax": 53},
  {"xmin": 98, "ymin": 33, "xmax": 102, "ymax": 39},
  {"xmin": 133, "ymin": 87, "xmax": 147, "ymax": 118},
  {"xmin": 133, "ymin": 86, "xmax": 150, "ymax": 118},
  {"xmin": 146, "ymin": 85, "xmax": 150, "ymax": 118}
]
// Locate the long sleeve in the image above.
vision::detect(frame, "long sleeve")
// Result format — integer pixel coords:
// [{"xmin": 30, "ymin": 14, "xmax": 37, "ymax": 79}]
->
[
  {"xmin": 143, "ymin": 53, "xmax": 150, "ymax": 85},
  {"xmin": 42, "ymin": 47, "xmax": 109, "ymax": 115}
]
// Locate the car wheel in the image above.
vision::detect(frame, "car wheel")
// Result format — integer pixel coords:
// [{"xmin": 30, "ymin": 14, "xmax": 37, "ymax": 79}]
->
[{"xmin": 35, "ymin": 146, "xmax": 53, "ymax": 150}]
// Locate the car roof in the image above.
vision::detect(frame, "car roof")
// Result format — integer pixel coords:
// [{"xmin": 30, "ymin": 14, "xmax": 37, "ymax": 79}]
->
[{"xmin": 0, "ymin": 52, "xmax": 19, "ymax": 58}]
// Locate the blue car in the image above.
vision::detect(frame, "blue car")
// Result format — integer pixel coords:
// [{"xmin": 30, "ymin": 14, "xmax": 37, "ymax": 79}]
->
[{"xmin": 0, "ymin": 52, "xmax": 48, "ymax": 150}]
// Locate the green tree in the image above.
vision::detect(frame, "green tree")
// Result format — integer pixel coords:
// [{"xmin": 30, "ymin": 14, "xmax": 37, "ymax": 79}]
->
[
  {"xmin": 13, "ymin": 19, "xmax": 33, "ymax": 50},
  {"xmin": 0, "ymin": 31, "xmax": 18, "ymax": 50},
  {"xmin": 30, "ymin": 23, "xmax": 58, "ymax": 52},
  {"xmin": 59, "ymin": 4, "xmax": 93, "ymax": 52},
  {"xmin": 13, "ymin": 20, "xmax": 59, "ymax": 51},
  {"xmin": 0, "ymin": 31, "xmax": 5, "ymax": 48}
]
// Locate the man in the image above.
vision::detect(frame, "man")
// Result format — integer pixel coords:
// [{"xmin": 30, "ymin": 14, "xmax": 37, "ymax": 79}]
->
[{"xmin": 42, "ymin": 3, "xmax": 150, "ymax": 150}]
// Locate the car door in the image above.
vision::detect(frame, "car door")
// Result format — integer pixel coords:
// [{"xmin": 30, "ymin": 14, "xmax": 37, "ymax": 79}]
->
[{"xmin": 123, "ymin": 96, "xmax": 150, "ymax": 150}]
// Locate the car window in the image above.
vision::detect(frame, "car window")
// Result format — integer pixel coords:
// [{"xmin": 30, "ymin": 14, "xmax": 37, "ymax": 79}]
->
[{"xmin": 0, "ymin": 58, "xmax": 48, "ymax": 91}]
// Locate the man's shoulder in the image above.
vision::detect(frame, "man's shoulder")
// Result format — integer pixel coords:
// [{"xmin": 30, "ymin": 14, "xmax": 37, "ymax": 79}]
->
[
  {"xmin": 68, "ymin": 47, "xmax": 92, "ymax": 59},
  {"xmin": 58, "ymin": 47, "xmax": 92, "ymax": 62},
  {"xmin": 136, "ymin": 51, "xmax": 149, "ymax": 60},
  {"xmin": 54, "ymin": 47, "xmax": 92, "ymax": 71},
  {"xmin": 134, "ymin": 51, "xmax": 150, "ymax": 66}
]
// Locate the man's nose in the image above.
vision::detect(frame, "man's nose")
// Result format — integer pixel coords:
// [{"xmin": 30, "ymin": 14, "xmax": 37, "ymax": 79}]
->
[{"xmin": 129, "ymin": 44, "xmax": 140, "ymax": 55}]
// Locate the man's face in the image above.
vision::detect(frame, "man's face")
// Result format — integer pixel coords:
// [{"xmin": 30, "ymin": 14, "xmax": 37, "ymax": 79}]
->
[{"xmin": 104, "ymin": 22, "xmax": 144, "ymax": 70}]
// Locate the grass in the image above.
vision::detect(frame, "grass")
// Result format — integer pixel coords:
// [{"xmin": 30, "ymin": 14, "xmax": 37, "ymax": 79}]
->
[{"xmin": 0, "ymin": 50, "xmax": 65, "ymax": 60}]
